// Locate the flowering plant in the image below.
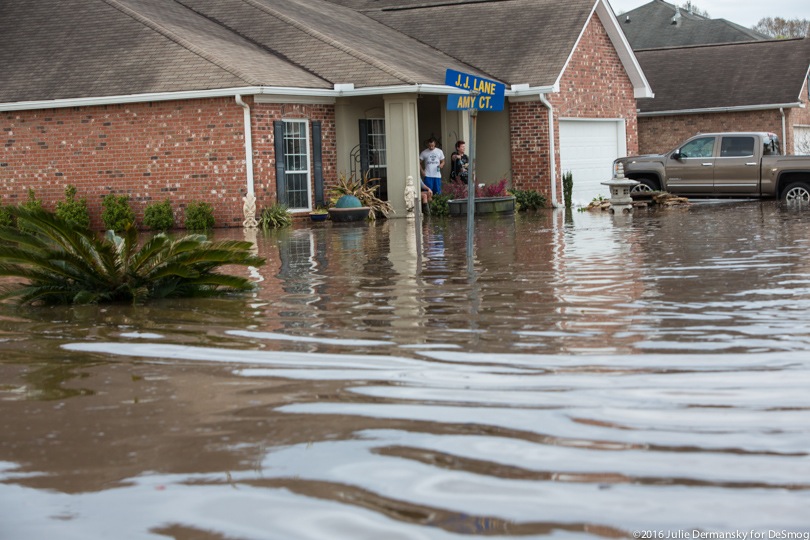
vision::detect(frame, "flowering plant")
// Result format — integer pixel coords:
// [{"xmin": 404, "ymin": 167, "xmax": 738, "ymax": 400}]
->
[{"xmin": 445, "ymin": 178, "xmax": 509, "ymax": 199}]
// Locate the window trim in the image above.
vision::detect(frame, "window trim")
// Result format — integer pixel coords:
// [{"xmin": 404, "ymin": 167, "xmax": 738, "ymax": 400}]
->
[{"xmin": 282, "ymin": 118, "xmax": 312, "ymax": 212}]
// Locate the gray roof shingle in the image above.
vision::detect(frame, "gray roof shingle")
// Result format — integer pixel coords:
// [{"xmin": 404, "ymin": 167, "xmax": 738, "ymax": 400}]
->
[
  {"xmin": 356, "ymin": 0, "xmax": 597, "ymax": 88},
  {"xmin": 635, "ymin": 38, "xmax": 810, "ymax": 114},
  {"xmin": 618, "ymin": 0, "xmax": 766, "ymax": 50}
]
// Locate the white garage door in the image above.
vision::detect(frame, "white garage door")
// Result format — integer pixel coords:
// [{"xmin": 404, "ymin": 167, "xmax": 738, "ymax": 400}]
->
[
  {"xmin": 559, "ymin": 119, "xmax": 626, "ymax": 206},
  {"xmin": 795, "ymin": 125, "xmax": 810, "ymax": 155}
]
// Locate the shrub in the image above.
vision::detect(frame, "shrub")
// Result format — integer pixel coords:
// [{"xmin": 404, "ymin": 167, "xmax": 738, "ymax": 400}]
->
[
  {"xmin": 0, "ymin": 206, "xmax": 13, "ymax": 228},
  {"xmin": 102, "ymin": 194, "xmax": 135, "ymax": 231},
  {"xmin": 260, "ymin": 203, "xmax": 292, "ymax": 229},
  {"xmin": 184, "ymin": 201, "xmax": 215, "ymax": 230},
  {"xmin": 143, "ymin": 199, "xmax": 175, "ymax": 231},
  {"xmin": 479, "ymin": 178, "xmax": 509, "ymax": 198},
  {"xmin": 18, "ymin": 189, "xmax": 43, "ymax": 233},
  {"xmin": 444, "ymin": 179, "xmax": 468, "ymax": 199},
  {"xmin": 429, "ymin": 194, "xmax": 451, "ymax": 217},
  {"xmin": 563, "ymin": 171, "xmax": 573, "ymax": 209},
  {"xmin": 510, "ymin": 189, "xmax": 546, "ymax": 211},
  {"xmin": 0, "ymin": 206, "xmax": 265, "ymax": 305},
  {"xmin": 55, "ymin": 185, "xmax": 91, "ymax": 230}
]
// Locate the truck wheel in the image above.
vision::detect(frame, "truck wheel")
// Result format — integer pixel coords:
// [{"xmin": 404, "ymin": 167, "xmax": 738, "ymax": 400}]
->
[
  {"xmin": 781, "ymin": 182, "xmax": 810, "ymax": 204},
  {"xmin": 631, "ymin": 178, "xmax": 658, "ymax": 192}
]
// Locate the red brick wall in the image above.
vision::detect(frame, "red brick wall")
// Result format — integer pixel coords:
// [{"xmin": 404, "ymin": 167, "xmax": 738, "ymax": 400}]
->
[
  {"xmin": 251, "ymin": 102, "xmax": 337, "ymax": 210},
  {"xmin": 509, "ymin": 13, "xmax": 638, "ymax": 201},
  {"xmin": 787, "ymin": 77, "xmax": 810, "ymax": 154},
  {"xmin": 638, "ymin": 110, "xmax": 784, "ymax": 155},
  {"xmin": 1, "ymin": 97, "xmax": 337, "ymax": 228}
]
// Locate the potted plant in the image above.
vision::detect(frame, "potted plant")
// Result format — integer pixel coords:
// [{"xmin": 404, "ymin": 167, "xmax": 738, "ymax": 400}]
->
[
  {"xmin": 328, "ymin": 171, "xmax": 393, "ymax": 221},
  {"xmin": 446, "ymin": 178, "xmax": 516, "ymax": 216},
  {"xmin": 309, "ymin": 206, "xmax": 329, "ymax": 222}
]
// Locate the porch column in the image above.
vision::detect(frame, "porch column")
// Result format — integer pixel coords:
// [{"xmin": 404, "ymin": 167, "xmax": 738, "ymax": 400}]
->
[{"xmin": 384, "ymin": 93, "xmax": 420, "ymax": 217}]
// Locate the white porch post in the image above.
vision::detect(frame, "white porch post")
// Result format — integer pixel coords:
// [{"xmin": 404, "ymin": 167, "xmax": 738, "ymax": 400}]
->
[{"xmin": 384, "ymin": 94, "xmax": 420, "ymax": 217}]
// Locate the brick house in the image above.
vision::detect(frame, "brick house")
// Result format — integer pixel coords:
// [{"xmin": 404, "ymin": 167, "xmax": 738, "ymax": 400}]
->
[
  {"xmin": 635, "ymin": 38, "xmax": 810, "ymax": 156},
  {"xmin": 0, "ymin": 0, "xmax": 651, "ymax": 227}
]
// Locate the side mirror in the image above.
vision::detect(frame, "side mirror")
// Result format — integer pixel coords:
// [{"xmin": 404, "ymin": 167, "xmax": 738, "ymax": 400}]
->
[{"xmin": 672, "ymin": 151, "xmax": 683, "ymax": 160}]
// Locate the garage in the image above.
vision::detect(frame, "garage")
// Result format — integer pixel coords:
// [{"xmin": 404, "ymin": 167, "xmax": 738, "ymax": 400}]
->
[
  {"xmin": 559, "ymin": 119, "xmax": 627, "ymax": 206},
  {"xmin": 795, "ymin": 125, "xmax": 810, "ymax": 155}
]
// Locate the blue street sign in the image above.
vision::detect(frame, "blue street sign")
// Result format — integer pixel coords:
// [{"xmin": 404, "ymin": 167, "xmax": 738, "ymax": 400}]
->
[{"xmin": 445, "ymin": 69, "xmax": 505, "ymax": 111}]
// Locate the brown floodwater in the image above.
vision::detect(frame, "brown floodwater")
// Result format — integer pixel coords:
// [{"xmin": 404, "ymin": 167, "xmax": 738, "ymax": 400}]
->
[{"xmin": 1, "ymin": 201, "xmax": 809, "ymax": 539}]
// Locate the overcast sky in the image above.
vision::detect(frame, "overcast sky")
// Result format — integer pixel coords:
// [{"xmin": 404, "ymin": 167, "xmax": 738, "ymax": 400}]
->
[{"xmin": 607, "ymin": 0, "xmax": 808, "ymax": 28}]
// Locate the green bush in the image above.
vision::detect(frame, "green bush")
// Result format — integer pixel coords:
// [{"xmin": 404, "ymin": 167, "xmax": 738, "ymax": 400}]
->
[
  {"xmin": 184, "ymin": 201, "xmax": 215, "ymax": 230},
  {"xmin": 563, "ymin": 171, "xmax": 574, "ymax": 209},
  {"xmin": 260, "ymin": 203, "xmax": 292, "ymax": 229},
  {"xmin": 510, "ymin": 189, "xmax": 546, "ymax": 211},
  {"xmin": 102, "ymin": 194, "xmax": 135, "ymax": 232},
  {"xmin": 0, "ymin": 206, "xmax": 13, "ymax": 228},
  {"xmin": 18, "ymin": 189, "xmax": 43, "ymax": 233},
  {"xmin": 0, "ymin": 206, "xmax": 265, "ymax": 305},
  {"xmin": 55, "ymin": 185, "xmax": 91, "ymax": 230},
  {"xmin": 429, "ymin": 194, "xmax": 451, "ymax": 217},
  {"xmin": 143, "ymin": 199, "xmax": 175, "ymax": 231}
]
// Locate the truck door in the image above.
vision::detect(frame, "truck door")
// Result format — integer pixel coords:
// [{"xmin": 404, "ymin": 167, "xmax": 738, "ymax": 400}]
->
[
  {"xmin": 713, "ymin": 135, "xmax": 759, "ymax": 194},
  {"xmin": 666, "ymin": 136, "xmax": 715, "ymax": 194}
]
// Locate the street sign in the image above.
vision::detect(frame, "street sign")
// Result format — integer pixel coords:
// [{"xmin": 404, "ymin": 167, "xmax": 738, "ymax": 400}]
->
[{"xmin": 445, "ymin": 69, "xmax": 505, "ymax": 111}]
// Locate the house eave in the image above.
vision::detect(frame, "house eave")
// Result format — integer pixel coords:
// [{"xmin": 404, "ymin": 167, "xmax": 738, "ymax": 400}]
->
[{"xmin": 638, "ymin": 102, "xmax": 805, "ymax": 117}]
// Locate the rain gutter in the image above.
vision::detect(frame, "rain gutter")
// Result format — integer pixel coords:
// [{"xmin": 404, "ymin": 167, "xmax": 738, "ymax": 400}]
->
[
  {"xmin": 234, "ymin": 94, "xmax": 254, "ymax": 196},
  {"xmin": 638, "ymin": 102, "xmax": 803, "ymax": 117}
]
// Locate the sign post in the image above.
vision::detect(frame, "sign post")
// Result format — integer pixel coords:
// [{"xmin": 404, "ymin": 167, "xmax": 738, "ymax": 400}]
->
[{"xmin": 444, "ymin": 70, "xmax": 505, "ymax": 267}]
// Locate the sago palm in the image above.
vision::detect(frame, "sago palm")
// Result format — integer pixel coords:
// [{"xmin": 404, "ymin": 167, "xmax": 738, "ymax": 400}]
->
[{"xmin": 0, "ymin": 207, "xmax": 265, "ymax": 305}]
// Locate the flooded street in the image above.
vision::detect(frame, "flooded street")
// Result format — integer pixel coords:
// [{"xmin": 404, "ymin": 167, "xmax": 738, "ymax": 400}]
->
[{"xmin": 1, "ymin": 201, "xmax": 809, "ymax": 539}]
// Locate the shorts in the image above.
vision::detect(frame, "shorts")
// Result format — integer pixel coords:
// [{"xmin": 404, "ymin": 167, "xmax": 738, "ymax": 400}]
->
[{"xmin": 423, "ymin": 176, "xmax": 442, "ymax": 194}]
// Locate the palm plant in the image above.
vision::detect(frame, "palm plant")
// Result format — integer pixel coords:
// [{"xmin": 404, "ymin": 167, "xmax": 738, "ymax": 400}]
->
[{"xmin": 0, "ymin": 207, "xmax": 265, "ymax": 306}]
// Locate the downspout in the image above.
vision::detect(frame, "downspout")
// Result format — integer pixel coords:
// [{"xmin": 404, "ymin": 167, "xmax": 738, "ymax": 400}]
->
[
  {"xmin": 235, "ymin": 94, "xmax": 258, "ymax": 227},
  {"xmin": 538, "ymin": 94, "xmax": 560, "ymax": 208},
  {"xmin": 780, "ymin": 107, "xmax": 787, "ymax": 155}
]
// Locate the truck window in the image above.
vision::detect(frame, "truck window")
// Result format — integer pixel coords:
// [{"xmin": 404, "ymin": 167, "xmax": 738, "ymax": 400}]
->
[
  {"xmin": 680, "ymin": 137, "xmax": 715, "ymax": 158},
  {"xmin": 763, "ymin": 136, "xmax": 780, "ymax": 156},
  {"xmin": 720, "ymin": 136, "xmax": 755, "ymax": 157}
]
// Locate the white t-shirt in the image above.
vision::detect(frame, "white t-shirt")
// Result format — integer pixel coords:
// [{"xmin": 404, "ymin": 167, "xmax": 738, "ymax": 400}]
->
[{"xmin": 419, "ymin": 147, "xmax": 445, "ymax": 178}]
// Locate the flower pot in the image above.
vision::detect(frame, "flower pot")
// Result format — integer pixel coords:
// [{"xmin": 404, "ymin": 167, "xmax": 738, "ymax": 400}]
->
[
  {"xmin": 309, "ymin": 212, "xmax": 328, "ymax": 222},
  {"xmin": 448, "ymin": 196, "xmax": 516, "ymax": 216},
  {"xmin": 328, "ymin": 206, "xmax": 371, "ymax": 222}
]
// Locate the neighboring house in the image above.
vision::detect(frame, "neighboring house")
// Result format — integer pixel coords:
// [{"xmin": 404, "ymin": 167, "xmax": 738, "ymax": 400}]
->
[
  {"xmin": 635, "ymin": 38, "xmax": 810, "ymax": 156},
  {"xmin": 0, "ymin": 0, "xmax": 652, "ymax": 225},
  {"xmin": 618, "ymin": 0, "xmax": 766, "ymax": 49}
]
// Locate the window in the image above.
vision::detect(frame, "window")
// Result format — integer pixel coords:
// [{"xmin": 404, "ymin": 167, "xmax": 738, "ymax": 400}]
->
[
  {"xmin": 282, "ymin": 120, "xmax": 310, "ymax": 210},
  {"xmin": 679, "ymin": 137, "xmax": 715, "ymax": 158},
  {"xmin": 720, "ymin": 136, "xmax": 754, "ymax": 157},
  {"xmin": 366, "ymin": 118, "xmax": 387, "ymax": 176}
]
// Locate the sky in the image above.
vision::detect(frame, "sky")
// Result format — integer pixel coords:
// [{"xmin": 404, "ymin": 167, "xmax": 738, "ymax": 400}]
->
[{"xmin": 606, "ymin": 0, "xmax": 808, "ymax": 28}]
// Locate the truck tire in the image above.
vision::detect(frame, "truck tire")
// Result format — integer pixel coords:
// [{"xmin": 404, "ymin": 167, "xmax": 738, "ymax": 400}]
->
[
  {"xmin": 631, "ymin": 178, "xmax": 658, "ymax": 192},
  {"xmin": 781, "ymin": 182, "xmax": 810, "ymax": 204}
]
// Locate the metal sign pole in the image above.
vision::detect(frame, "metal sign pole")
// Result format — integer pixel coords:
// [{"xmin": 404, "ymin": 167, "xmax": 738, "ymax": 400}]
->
[{"xmin": 466, "ymin": 103, "xmax": 477, "ymax": 268}]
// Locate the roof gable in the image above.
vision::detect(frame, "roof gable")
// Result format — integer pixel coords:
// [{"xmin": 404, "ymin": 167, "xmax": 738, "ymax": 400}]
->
[{"xmin": 636, "ymin": 38, "xmax": 810, "ymax": 114}]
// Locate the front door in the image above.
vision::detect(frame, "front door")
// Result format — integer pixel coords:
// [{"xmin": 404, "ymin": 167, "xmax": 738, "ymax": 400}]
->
[
  {"xmin": 665, "ymin": 136, "xmax": 716, "ymax": 194},
  {"xmin": 714, "ymin": 135, "xmax": 759, "ymax": 194}
]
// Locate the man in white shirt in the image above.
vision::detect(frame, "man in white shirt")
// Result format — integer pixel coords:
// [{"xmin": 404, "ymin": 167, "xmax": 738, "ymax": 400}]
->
[{"xmin": 419, "ymin": 137, "xmax": 445, "ymax": 196}]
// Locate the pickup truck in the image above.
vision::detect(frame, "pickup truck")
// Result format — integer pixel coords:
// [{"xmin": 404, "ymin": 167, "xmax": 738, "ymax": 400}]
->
[{"xmin": 613, "ymin": 132, "xmax": 810, "ymax": 203}]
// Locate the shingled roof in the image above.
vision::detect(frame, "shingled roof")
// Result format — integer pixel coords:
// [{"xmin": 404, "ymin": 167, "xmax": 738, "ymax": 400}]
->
[
  {"xmin": 341, "ymin": 0, "xmax": 599, "ymax": 88},
  {"xmin": 0, "ymin": 0, "xmax": 483, "ymax": 104},
  {"xmin": 618, "ymin": 0, "xmax": 766, "ymax": 50},
  {"xmin": 635, "ymin": 38, "xmax": 810, "ymax": 115},
  {"xmin": 0, "ymin": 0, "xmax": 650, "ymax": 105}
]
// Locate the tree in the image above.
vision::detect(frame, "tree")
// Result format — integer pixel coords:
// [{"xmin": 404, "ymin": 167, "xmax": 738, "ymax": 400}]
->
[
  {"xmin": 753, "ymin": 17, "xmax": 810, "ymax": 38},
  {"xmin": 679, "ymin": 2, "xmax": 709, "ymax": 18}
]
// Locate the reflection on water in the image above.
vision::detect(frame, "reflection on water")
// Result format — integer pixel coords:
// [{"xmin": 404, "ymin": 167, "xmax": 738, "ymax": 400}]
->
[{"xmin": 2, "ymin": 201, "xmax": 810, "ymax": 538}]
